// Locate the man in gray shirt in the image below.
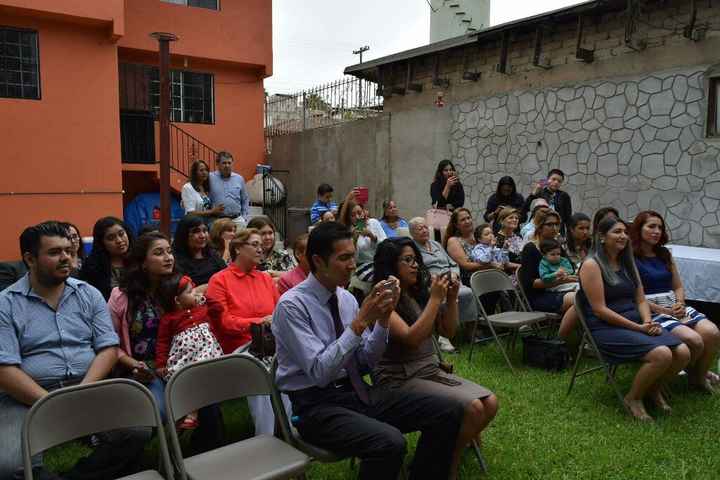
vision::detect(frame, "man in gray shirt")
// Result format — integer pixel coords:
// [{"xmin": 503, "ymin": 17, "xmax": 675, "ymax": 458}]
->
[
  {"xmin": 272, "ymin": 222, "xmax": 463, "ymax": 480},
  {"xmin": 208, "ymin": 151, "xmax": 250, "ymax": 227},
  {"xmin": 0, "ymin": 222, "xmax": 149, "ymax": 480}
]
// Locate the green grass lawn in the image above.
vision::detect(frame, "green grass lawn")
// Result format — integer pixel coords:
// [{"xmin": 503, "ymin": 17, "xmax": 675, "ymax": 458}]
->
[{"xmin": 46, "ymin": 340, "xmax": 720, "ymax": 479}]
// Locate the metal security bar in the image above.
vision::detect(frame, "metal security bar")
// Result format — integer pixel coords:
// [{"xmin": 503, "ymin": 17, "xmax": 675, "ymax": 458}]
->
[{"xmin": 264, "ymin": 76, "xmax": 383, "ymax": 141}]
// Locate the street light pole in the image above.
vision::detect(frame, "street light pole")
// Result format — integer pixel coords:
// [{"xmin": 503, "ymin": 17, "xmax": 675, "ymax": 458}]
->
[{"xmin": 150, "ymin": 32, "xmax": 178, "ymax": 237}]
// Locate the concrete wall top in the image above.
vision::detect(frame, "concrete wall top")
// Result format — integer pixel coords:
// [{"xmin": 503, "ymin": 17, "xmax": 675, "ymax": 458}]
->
[{"xmin": 120, "ymin": 0, "xmax": 272, "ymax": 74}]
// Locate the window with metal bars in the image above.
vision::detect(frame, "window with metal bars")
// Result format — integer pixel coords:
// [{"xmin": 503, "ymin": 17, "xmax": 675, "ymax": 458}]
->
[
  {"xmin": 149, "ymin": 69, "xmax": 214, "ymax": 124},
  {"xmin": 161, "ymin": 0, "xmax": 219, "ymax": 10},
  {"xmin": 0, "ymin": 27, "xmax": 40, "ymax": 100}
]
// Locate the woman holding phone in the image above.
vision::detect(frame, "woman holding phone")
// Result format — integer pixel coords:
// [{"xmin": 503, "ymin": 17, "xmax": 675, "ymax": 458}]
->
[
  {"xmin": 372, "ymin": 238, "xmax": 497, "ymax": 478},
  {"xmin": 430, "ymin": 160, "xmax": 465, "ymax": 211}
]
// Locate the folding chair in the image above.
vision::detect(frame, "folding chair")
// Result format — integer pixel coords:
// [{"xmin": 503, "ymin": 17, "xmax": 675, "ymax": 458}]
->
[
  {"xmin": 22, "ymin": 378, "xmax": 173, "ymax": 480},
  {"xmin": 567, "ymin": 292, "xmax": 630, "ymax": 414},
  {"xmin": 430, "ymin": 336, "xmax": 488, "ymax": 474},
  {"xmin": 515, "ymin": 266, "xmax": 562, "ymax": 324},
  {"xmin": 269, "ymin": 357, "xmax": 347, "ymax": 465},
  {"xmin": 468, "ymin": 270, "xmax": 548, "ymax": 371},
  {"xmin": 165, "ymin": 354, "xmax": 310, "ymax": 480}
]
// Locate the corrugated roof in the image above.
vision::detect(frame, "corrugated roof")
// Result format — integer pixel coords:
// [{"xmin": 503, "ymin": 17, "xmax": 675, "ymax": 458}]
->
[{"xmin": 344, "ymin": 0, "xmax": 626, "ymax": 80}]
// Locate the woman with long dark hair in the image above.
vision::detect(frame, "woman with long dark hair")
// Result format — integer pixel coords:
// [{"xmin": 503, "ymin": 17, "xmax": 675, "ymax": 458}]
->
[
  {"xmin": 181, "ymin": 160, "xmax": 224, "ymax": 218},
  {"xmin": 484, "ymin": 176, "xmax": 525, "ymax": 224},
  {"xmin": 372, "ymin": 238, "xmax": 497, "ymax": 478},
  {"xmin": 430, "ymin": 160, "xmax": 465, "ymax": 211},
  {"xmin": 579, "ymin": 217, "xmax": 689, "ymax": 420},
  {"xmin": 173, "ymin": 215, "xmax": 226, "ymax": 289},
  {"xmin": 79, "ymin": 216, "xmax": 133, "ymax": 300},
  {"xmin": 108, "ymin": 232, "xmax": 224, "ymax": 446},
  {"xmin": 592, "ymin": 206, "xmax": 619, "ymax": 233},
  {"xmin": 565, "ymin": 212, "xmax": 592, "ymax": 266},
  {"xmin": 630, "ymin": 210, "xmax": 720, "ymax": 391},
  {"xmin": 444, "ymin": 208, "xmax": 490, "ymax": 286}
]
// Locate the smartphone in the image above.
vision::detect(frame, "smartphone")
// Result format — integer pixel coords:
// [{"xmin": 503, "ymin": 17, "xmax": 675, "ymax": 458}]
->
[
  {"xmin": 355, "ymin": 219, "xmax": 366, "ymax": 232},
  {"xmin": 355, "ymin": 186, "xmax": 369, "ymax": 205},
  {"xmin": 382, "ymin": 279, "xmax": 395, "ymax": 292}
]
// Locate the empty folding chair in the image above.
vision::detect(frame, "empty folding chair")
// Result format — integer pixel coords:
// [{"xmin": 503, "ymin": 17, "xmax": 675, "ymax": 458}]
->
[
  {"xmin": 165, "ymin": 353, "xmax": 310, "ymax": 480},
  {"xmin": 567, "ymin": 292, "xmax": 630, "ymax": 413},
  {"xmin": 22, "ymin": 378, "xmax": 173, "ymax": 480},
  {"xmin": 468, "ymin": 270, "xmax": 548, "ymax": 371}
]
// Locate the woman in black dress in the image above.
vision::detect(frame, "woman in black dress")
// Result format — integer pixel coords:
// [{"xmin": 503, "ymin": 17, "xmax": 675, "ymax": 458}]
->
[
  {"xmin": 173, "ymin": 215, "xmax": 226, "ymax": 291},
  {"xmin": 579, "ymin": 217, "xmax": 689, "ymax": 421},
  {"xmin": 430, "ymin": 160, "xmax": 465, "ymax": 211}
]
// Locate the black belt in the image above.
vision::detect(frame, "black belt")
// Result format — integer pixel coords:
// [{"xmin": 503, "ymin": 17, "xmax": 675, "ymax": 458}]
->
[
  {"xmin": 38, "ymin": 377, "xmax": 83, "ymax": 391},
  {"xmin": 291, "ymin": 377, "xmax": 353, "ymax": 396}
]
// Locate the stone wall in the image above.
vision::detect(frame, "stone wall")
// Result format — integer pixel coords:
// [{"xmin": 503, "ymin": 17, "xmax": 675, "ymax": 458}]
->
[{"xmin": 450, "ymin": 65, "xmax": 720, "ymax": 247}]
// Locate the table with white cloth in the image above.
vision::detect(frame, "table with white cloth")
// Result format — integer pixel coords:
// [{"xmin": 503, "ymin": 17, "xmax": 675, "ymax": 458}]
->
[{"xmin": 667, "ymin": 244, "xmax": 720, "ymax": 303}]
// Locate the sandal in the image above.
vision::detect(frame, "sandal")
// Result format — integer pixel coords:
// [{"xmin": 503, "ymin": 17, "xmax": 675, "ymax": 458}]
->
[{"xmin": 707, "ymin": 371, "xmax": 720, "ymax": 386}]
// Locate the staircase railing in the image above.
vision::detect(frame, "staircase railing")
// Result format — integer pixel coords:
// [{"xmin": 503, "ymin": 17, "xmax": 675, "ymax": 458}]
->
[{"xmin": 169, "ymin": 123, "xmax": 218, "ymax": 178}]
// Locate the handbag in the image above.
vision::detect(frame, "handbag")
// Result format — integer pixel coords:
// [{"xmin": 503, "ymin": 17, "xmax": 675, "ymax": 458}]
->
[
  {"xmin": 522, "ymin": 335, "xmax": 569, "ymax": 371},
  {"xmin": 249, "ymin": 322, "xmax": 276, "ymax": 359},
  {"xmin": 426, "ymin": 206, "xmax": 451, "ymax": 231}
]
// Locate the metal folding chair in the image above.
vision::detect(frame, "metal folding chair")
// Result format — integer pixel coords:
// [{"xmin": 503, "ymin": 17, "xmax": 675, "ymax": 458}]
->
[
  {"xmin": 165, "ymin": 354, "xmax": 310, "ymax": 480},
  {"xmin": 431, "ymin": 336, "xmax": 488, "ymax": 474},
  {"xmin": 515, "ymin": 266, "xmax": 562, "ymax": 324},
  {"xmin": 22, "ymin": 378, "xmax": 173, "ymax": 480},
  {"xmin": 468, "ymin": 270, "xmax": 548, "ymax": 371},
  {"xmin": 567, "ymin": 292, "xmax": 630, "ymax": 414}
]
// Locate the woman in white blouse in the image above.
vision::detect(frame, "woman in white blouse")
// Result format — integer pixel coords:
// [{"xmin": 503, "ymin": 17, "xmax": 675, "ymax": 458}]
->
[{"xmin": 181, "ymin": 160, "xmax": 224, "ymax": 219}]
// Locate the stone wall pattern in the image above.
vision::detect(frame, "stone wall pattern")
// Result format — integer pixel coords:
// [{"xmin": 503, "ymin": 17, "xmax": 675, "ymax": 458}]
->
[{"xmin": 449, "ymin": 65, "xmax": 720, "ymax": 248}]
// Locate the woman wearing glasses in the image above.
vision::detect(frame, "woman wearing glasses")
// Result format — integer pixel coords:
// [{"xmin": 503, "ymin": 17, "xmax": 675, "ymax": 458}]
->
[
  {"xmin": 372, "ymin": 238, "xmax": 497, "ymax": 479},
  {"xmin": 519, "ymin": 209, "xmax": 578, "ymax": 337},
  {"xmin": 206, "ymin": 228, "xmax": 284, "ymax": 436}
]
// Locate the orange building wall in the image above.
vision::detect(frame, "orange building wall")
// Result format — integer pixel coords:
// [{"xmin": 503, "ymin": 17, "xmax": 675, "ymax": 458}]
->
[
  {"xmin": 0, "ymin": 15, "xmax": 123, "ymax": 260},
  {"xmin": 120, "ymin": 0, "xmax": 272, "ymax": 74}
]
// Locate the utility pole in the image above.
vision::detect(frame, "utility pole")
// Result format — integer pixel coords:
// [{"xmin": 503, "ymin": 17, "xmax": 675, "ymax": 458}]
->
[
  {"xmin": 353, "ymin": 45, "xmax": 370, "ymax": 64},
  {"xmin": 353, "ymin": 46, "xmax": 370, "ymax": 108},
  {"xmin": 150, "ymin": 32, "xmax": 178, "ymax": 237}
]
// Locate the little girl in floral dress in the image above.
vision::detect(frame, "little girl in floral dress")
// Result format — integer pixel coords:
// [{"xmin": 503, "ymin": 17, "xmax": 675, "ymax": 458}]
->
[{"xmin": 156, "ymin": 274, "xmax": 224, "ymax": 429}]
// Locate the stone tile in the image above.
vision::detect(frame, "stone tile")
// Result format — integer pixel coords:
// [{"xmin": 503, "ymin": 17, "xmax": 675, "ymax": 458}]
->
[{"xmin": 642, "ymin": 154, "xmax": 665, "ymax": 178}]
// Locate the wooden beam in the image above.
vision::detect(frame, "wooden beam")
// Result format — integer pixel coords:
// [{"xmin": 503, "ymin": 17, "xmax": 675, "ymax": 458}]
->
[
  {"xmin": 495, "ymin": 31, "xmax": 510, "ymax": 74},
  {"xmin": 575, "ymin": 16, "xmax": 595, "ymax": 63},
  {"xmin": 532, "ymin": 26, "xmax": 552, "ymax": 70},
  {"xmin": 432, "ymin": 55, "xmax": 450, "ymax": 89}
]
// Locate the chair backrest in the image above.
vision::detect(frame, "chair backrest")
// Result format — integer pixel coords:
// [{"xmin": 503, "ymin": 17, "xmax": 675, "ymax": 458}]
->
[
  {"xmin": 269, "ymin": 356, "xmax": 294, "ymax": 444},
  {"xmin": 165, "ymin": 353, "xmax": 273, "ymax": 423},
  {"xmin": 514, "ymin": 265, "xmax": 534, "ymax": 310},
  {"xmin": 470, "ymin": 269, "xmax": 515, "ymax": 297},
  {"xmin": 22, "ymin": 379, "xmax": 172, "ymax": 478}
]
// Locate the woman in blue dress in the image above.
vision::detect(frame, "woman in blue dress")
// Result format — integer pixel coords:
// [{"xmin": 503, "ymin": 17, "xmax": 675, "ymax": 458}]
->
[
  {"xmin": 630, "ymin": 210, "xmax": 720, "ymax": 392},
  {"xmin": 579, "ymin": 217, "xmax": 690, "ymax": 421},
  {"xmin": 379, "ymin": 200, "xmax": 410, "ymax": 238}
]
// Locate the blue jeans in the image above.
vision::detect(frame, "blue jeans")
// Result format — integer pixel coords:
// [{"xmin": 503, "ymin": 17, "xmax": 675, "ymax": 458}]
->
[{"xmin": 0, "ymin": 394, "xmax": 39, "ymax": 480}]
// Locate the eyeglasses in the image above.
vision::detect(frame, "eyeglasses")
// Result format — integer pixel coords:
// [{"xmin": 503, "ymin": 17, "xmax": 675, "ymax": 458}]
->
[
  {"xmin": 242, "ymin": 241, "xmax": 263, "ymax": 250},
  {"xmin": 399, "ymin": 255, "xmax": 418, "ymax": 266}
]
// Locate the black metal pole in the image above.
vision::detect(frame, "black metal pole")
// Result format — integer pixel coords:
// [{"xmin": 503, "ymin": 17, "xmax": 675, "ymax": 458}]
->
[{"xmin": 151, "ymin": 32, "xmax": 178, "ymax": 237}]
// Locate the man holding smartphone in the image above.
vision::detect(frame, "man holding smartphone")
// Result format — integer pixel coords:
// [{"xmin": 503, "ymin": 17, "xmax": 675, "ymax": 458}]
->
[
  {"xmin": 272, "ymin": 222, "xmax": 464, "ymax": 480},
  {"xmin": 523, "ymin": 169, "xmax": 572, "ymax": 234}
]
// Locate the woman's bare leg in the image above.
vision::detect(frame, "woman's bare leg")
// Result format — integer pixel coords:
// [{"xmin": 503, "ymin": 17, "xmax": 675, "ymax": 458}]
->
[
  {"xmin": 450, "ymin": 395, "xmax": 498, "ymax": 479},
  {"xmin": 625, "ymin": 346, "xmax": 673, "ymax": 421}
]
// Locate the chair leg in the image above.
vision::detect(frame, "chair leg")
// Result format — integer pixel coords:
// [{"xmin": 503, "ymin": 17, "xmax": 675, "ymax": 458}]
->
[
  {"xmin": 487, "ymin": 321, "xmax": 515, "ymax": 373},
  {"xmin": 471, "ymin": 439, "xmax": 488, "ymax": 473},
  {"xmin": 603, "ymin": 364, "xmax": 629, "ymax": 413},
  {"xmin": 468, "ymin": 320, "xmax": 480, "ymax": 361},
  {"xmin": 567, "ymin": 335, "xmax": 587, "ymax": 395}
]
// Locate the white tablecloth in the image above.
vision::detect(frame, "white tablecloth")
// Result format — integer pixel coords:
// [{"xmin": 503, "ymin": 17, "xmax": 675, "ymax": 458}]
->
[{"xmin": 667, "ymin": 245, "xmax": 720, "ymax": 303}]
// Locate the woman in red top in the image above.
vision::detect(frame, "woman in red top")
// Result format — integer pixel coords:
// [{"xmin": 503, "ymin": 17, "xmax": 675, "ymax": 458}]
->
[
  {"xmin": 206, "ymin": 228, "xmax": 284, "ymax": 435},
  {"xmin": 207, "ymin": 228, "xmax": 280, "ymax": 353}
]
